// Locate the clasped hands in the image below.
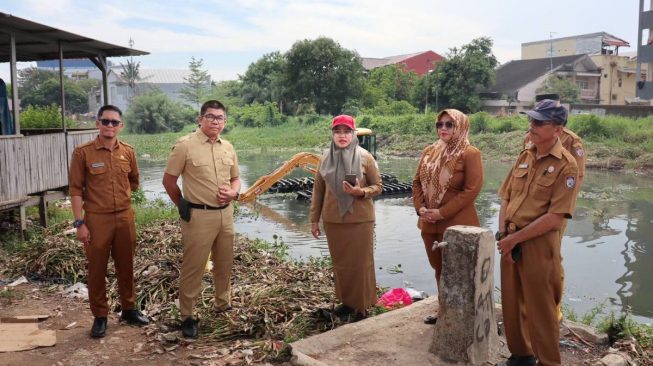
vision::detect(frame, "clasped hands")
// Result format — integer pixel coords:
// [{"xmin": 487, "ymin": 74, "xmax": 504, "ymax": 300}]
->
[{"xmin": 419, "ymin": 207, "xmax": 443, "ymax": 224}]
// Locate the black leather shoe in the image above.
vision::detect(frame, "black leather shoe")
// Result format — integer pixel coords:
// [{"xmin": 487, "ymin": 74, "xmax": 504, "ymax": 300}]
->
[
  {"xmin": 181, "ymin": 317, "xmax": 199, "ymax": 338},
  {"xmin": 121, "ymin": 309, "xmax": 150, "ymax": 326},
  {"xmin": 496, "ymin": 355, "xmax": 537, "ymax": 366},
  {"xmin": 333, "ymin": 304, "xmax": 353, "ymax": 317},
  {"xmin": 90, "ymin": 317, "xmax": 107, "ymax": 338}
]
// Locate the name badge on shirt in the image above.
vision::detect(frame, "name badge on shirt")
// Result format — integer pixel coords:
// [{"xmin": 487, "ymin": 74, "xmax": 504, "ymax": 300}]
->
[
  {"xmin": 518, "ymin": 163, "xmax": 528, "ymax": 169},
  {"xmin": 91, "ymin": 162, "xmax": 105, "ymax": 168}
]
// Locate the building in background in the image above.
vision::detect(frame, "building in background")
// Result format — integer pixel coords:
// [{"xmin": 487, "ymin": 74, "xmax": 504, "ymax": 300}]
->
[
  {"xmin": 361, "ymin": 51, "xmax": 443, "ymax": 76},
  {"xmin": 637, "ymin": 0, "xmax": 653, "ymax": 100},
  {"xmin": 481, "ymin": 54, "xmax": 600, "ymax": 114},
  {"xmin": 521, "ymin": 32, "xmax": 630, "ymax": 60}
]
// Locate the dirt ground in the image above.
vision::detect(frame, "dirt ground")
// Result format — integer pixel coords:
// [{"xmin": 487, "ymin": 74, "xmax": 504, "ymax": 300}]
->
[
  {"xmin": 1, "ymin": 282, "xmax": 619, "ymax": 366},
  {"xmin": 0, "ymin": 283, "xmax": 289, "ymax": 366}
]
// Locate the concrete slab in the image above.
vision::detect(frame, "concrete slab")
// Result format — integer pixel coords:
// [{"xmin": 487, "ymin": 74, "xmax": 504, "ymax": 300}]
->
[{"xmin": 290, "ymin": 296, "xmax": 508, "ymax": 366}]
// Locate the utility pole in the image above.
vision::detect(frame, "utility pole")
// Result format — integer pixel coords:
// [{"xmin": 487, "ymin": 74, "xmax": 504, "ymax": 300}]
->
[{"xmin": 549, "ymin": 32, "xmax": 556, "ymax": 73}]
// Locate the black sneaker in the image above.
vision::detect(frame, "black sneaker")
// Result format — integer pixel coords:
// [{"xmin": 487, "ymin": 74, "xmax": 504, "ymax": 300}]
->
[
  {"xmin": 90, "ymin": 317, "xmax": 107, "ymax": 338},
  {"xmin": 496, "ymin": 355, "xmax": 537, "ymax": 366},
  {"xmin": 120, "ymin": 309, "xmax": 150, "ymax": 326},
  {"xmin": 181, "ymin": 317, "xmax": 199, "ymax": 338}
]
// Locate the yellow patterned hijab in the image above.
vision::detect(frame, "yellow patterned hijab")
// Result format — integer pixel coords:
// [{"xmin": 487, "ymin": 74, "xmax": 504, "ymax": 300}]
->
[{"xmin": 418, "ymin": 109, "xmax": 470, "ymax": 208}]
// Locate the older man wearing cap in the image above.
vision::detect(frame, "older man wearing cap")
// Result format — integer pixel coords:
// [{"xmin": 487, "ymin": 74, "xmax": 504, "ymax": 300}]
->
[
  {"xmin": 495, "ymin": 101, "xmax": 580, "ymax": 366},
  {"xmin": 309, "ymin": 115, "xmax": 382, "ymax": 322}
]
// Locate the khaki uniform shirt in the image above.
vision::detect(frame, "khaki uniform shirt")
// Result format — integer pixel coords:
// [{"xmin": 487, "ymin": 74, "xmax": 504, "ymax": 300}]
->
[
  {"xmin": 412, "ymin": 145, "xmax": 483, "ymax": 234},
  {"xmin": 499, "ymin": 138, "xmax": 579, "ymax": 229},
  {"xmin": 309, "ymin": 148, "xmax": 382, "ymax": 224},
  {"xmin": 69, "ymin": 137, "xmax": 139, "ymax": 214},
  {"xmin": 164, "ymin": 129, "xmax": 240, "ymax": 206},
  {"xmin": 525, "ymin": 127, "xmax": 585, "ymax": 178}
]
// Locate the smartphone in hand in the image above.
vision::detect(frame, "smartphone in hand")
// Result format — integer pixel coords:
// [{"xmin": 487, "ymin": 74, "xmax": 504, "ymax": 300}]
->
[{"xmin": 344, "ymin": 174, "xmax": 357, "ymax": 186}]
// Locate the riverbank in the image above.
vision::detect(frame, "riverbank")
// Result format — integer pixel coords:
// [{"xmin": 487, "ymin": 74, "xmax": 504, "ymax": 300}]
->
[
  {"xmin": 2, "ymin": 214, "xmax": 652, "ymax": 365},
  {"xmin": 121, "ymin": 114, "xmax": 653, "ymax": 176}
]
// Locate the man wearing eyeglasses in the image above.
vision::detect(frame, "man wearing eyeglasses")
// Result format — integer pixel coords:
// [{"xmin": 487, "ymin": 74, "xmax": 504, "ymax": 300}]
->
[
  {"xmin": 69, "ymin": 104, "xmax": 149, "ymax": 339},
  {"xmin": 162, "ymin": 100, "xmax": 241, "ymax": 338},
  {"xmin": 495, "ymin": 100, "xmax": 580, "ymax": 366}
]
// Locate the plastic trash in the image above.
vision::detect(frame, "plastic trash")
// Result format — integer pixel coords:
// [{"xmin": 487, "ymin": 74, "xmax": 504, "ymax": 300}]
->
[
  {"xmin": 7, "ymin": 276, "xmax": 28, "ymax": 287},
  {"xmin": 62, "ymin": 282, "xmax": 88, "ymax": 300},
  {"xmin": 404, "ymin": 287, "xmax": 429, "ymax": 302},
  {"xmin": 376, "ymin": 288, "xmax": 413, "ymax": 310}
]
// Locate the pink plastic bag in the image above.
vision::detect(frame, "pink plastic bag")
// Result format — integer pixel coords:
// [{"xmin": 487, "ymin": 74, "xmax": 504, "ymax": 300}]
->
[{"xmin": 376, "ymin": 288, "xmax": 413, "ymax": 310}]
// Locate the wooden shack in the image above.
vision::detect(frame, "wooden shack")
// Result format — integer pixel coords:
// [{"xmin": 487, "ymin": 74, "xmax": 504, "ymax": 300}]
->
[{"xmin": 0, "ymin": 13, "xmax": 148, "ymax": 229}]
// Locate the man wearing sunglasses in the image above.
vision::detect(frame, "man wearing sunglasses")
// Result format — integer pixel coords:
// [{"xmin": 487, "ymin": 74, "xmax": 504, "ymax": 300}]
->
[
  {"xmin": 495, "ymin": 100, "xmax": 580, "ymax": 366},
  {"xmin": 162, "ymin": 100, "xmax": 241, "ymax": 338},
  {"xmin": 69, "ymin": 105, "xmax": 149, "ymax": 338}
]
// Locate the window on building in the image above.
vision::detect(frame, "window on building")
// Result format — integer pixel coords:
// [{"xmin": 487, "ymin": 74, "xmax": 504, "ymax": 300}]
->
[{"xmin": 577, "ymin": 80, "xmax": 589, "ymax": 90}]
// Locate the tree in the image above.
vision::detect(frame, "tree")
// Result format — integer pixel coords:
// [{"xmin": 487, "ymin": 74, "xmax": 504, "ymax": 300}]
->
[
  {"xmin": 431, "ymin": 37, "xmax": 498, "ymax": 113},
  {"xmin": 119, "ymin": 58, "xmax": 143, "ymax": 102},
  {"xmin": 125, "ymin": 90, "xmax": 194, "ymax": 134},
  {"xmin": 17, "ymin": 67, "xmax": 58, "ymax": 96},
  {"xmin": 284, "ymin": 37, "xmax": 365, "ymax": 115},
  {"xmin": 536, "ymin": 75, "xmax": 581, "ymax": 103},
  {"xmin": 363, "ymin": 64, "xmax": 419, "ymax": 107},
  {"xmin": 210, "ymin": 80, "xmax": 243, "ymax": 108},
  {"xmin": 19, "ymin": 78, "xmax": 88, "ymax": 114},
  {"xmin": 240, "ymin": 52, "xmax": 286, "ymax": 110},
  {"xmin": 179, "ymin": 57, "xmax": 211, "ymax": 107}
]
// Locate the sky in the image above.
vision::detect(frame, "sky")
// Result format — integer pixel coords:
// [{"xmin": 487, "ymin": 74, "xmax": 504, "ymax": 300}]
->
[{"xmin": 0, "ymin": 0, "xmax": 641, "ymax": 83}]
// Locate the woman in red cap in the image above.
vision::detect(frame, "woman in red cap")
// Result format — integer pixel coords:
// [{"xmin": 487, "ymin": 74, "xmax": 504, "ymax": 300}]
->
[
  {"xmin": 412, "ymin": 109, "xmax": 484, "ymax": 324},
  {"xmin": 309, "ymin": 114, "xmax": 383, "ymax": 321}
]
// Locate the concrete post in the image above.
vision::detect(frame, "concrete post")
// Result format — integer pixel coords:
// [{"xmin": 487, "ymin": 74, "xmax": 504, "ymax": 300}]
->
[{"xmin": 430, "ymin": 225, "xmax": 498, "ymax": 365}]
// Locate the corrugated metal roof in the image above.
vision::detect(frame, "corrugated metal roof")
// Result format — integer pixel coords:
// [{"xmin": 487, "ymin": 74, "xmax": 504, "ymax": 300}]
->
[
  {"xmin": 361, "ymin": 51, "xmax": 438, "ymax": 70},
  {"xmin": 0, "ymin": 12, "xmax": 148, "ymax": 62}
]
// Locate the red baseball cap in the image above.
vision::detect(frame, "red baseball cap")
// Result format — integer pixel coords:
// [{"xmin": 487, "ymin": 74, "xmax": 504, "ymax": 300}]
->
[{"xmin": 331, "ymin": 115, "xmax": 355, "ymax": 130}]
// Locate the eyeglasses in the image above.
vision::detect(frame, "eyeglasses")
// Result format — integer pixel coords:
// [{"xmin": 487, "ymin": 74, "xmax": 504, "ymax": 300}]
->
[
  {"xmin": 435, "ymin": 121, "xmax": 454, "ymax": 130},
  {"xmin": 203, "ymin": 114, "xmax": 226, "ymax": 123},
  {"xmin": 528, "ymin": 117, "xmax": 554, "ymax": 127},
  {"xmin": 99, "ymin": 119, "xmax": 121, "ymax": 127},
  {"xmin": 333, "ymin": 129, "xmax": 353, "ymax": 135}
]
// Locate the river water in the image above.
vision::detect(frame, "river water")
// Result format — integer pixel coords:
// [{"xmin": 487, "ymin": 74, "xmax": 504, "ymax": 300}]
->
[{"xmin": 139, "ymin": 150, "xmax": 653, "ymax": 323}]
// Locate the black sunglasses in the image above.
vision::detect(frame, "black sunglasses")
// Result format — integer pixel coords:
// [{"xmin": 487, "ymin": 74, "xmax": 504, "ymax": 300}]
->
[
  {"xmin": 435, "ymin": 121, "xmax": 454, "ymax": 130},
  {"xmin": 99, "ymin": 118, "xmax": 122, "ymax": 127},
  {"xmin": 528, "ymin": 117, "xmax": 553, "ymax": 127}
]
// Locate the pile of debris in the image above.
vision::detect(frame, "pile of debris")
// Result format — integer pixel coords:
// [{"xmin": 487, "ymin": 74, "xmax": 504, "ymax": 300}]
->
[{"xmin": 3, "ymin": 220, "xmax": 342, "ymax": 361}]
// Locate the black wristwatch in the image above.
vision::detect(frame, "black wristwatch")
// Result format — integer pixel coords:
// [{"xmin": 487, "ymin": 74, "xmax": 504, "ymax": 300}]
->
[
  {"xmin": 73, "ymin": 219, "xmax": 85, "ymax": 228},
  {"xmin": 235, "ymin": 192, "xmax": 240, "ymax": 201}
]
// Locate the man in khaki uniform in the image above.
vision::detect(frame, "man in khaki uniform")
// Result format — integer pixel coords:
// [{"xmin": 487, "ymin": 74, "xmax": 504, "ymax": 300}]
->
[
  {"xmin": 524, "ymin": 100, "xmax": 586, "ymax": 322},
  {"xmin": 162, "ymin": 100, "xmax": 240, "ymax": 338},
  {"xmin": 69, "ymin": 105, "xmax": 149, "ymax": 338},
  {"xmin": 496, "ymin": 101, "xmax": 580, "ymax": 366}
]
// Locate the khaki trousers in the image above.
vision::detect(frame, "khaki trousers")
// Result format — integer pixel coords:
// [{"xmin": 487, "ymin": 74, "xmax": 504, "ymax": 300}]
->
[
  {"xmin": 179, "ymin": 206, "xmax": 234, "ymax": 317},
  {"xmin": 84, "ymin": 209, "xmax": 137, "ymax": 317},
  {"xmin": 500, "ymin": 230, "xmax": 563, "ymax": 366}
]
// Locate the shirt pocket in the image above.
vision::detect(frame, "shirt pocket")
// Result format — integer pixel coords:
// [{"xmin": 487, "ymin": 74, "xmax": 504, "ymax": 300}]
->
[
  {"xmin": 217, "ymin": 155, "xmax": 235, "ymax": 181},
  {"xmin": 510, "ymin": 169, "xmax": 528, "ymax": 195},
  {"xmin": 533, "ymin": 174, "xmax": 556, "ymax": 201},
  {"xmin": 191, "ymin": 157, "xmax": 213, "ymax": 180},
  {"xmin": 88, "ymin": 164, "xmax": 108, "ymax": 176}
]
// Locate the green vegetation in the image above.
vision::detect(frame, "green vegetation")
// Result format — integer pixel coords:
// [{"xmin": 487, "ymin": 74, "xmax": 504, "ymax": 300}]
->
[
  {"xmin": 20, "ymin": 104, "xmax": 74, "ymax": 129},
  {"xmin": 599, "ymin": 312, "xmax": 653, "ymax": 348},
  {"xmin": 125, "ymin": 90, "xmax": 196, "ymax": 133}
]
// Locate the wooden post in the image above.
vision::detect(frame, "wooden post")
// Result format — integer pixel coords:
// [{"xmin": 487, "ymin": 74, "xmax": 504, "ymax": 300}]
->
[
  {"xmin": 38, "ymin": 193, "xmax": 48, "ymax": 227},
  {"xmin": 9, "ymin": 32, "xmax": 20, "ymax": 135},
  {"xmin": 19, "ymin": 205, "xmax": 26, "ymax": 239}
]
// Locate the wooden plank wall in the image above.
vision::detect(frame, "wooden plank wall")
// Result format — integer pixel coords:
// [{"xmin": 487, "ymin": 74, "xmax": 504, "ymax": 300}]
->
[{"xmin": 0, "ymin": 130, "xmax": 97, "ymax": 205}]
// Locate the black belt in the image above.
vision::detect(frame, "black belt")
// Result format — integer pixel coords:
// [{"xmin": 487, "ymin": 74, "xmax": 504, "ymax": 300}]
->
[{"xmin": 188, "ymin": 202, "xmax": 229, "ymax": 210}]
